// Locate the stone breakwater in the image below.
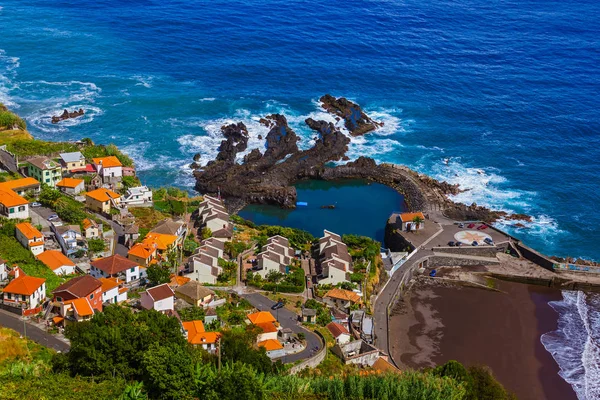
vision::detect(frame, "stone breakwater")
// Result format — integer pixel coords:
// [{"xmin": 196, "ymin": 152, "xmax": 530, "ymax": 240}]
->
[{"xmin": 192, "ymin": 95, "xmax": 529, "ymax": 223}]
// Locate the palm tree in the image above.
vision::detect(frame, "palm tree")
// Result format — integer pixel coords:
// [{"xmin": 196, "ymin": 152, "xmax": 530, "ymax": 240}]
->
[{"xmin": 412, "ymin": 215, "xmax": 424, "ymax": 233}]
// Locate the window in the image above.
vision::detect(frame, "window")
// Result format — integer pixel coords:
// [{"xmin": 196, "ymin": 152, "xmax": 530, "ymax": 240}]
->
[
  {"xmin": 90, "ymin": 293, "xmax": 94, "ymax": 300},
  {"xmin": 132, "ymin": 276, "xmax": 137, "ymax": 281},
  {"xmin": 45, "ymin": 171, "xmax": 49, "ymax": 176},
  {"xmin": 9, "ymin": 208, "xmax": 14, "ymax": 214},
  {"xmin": 21, "ymin": 295, "xmax": 26, "ymax": 301},
  {"xmin": 6, "ymin": 293, "xmax": 10, "ymax": 300},
  {"xmin": 18, "ymin": 206, "xmax": 25, "ymax": 212},
  {"xmin": 130, "ymin": 267, "xmax": 135, "ymax": 272},
  {"xmin": 45, "ymin": 179, "xmax": 50, "ymax": 183},
  {"xmin": 56, "ymin": 296, "xmax": 62, "ymax": 302}
]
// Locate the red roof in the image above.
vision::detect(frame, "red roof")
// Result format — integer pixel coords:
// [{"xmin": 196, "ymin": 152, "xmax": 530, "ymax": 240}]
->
[
  {"xmin": 91, "ymin": 255, "xmax": 138, "ymax": 275},
  {"xmin": 145, "ymin": 283, "xmax": 174, "ymax": 301},
  {"xmin": 70, "ymin": 164, "xmax": 96, "ymax": 173},
  {"xmin": 326, "ymin": 322, "xmax": 350, "ymax": 338},
  {"xmin": 53, "ymin": 275, "xmax": 101, "ymax": 298}
]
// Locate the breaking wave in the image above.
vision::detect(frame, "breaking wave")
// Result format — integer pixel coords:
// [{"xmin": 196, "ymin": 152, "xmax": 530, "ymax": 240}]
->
[{"xmin": 541, "ymin": 291, "xmax": 600, "ymax": 400}]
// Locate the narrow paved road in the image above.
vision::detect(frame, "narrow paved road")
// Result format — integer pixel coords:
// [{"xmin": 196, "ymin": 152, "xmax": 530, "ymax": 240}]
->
[
  {"xmin": 373, "ymin": 250, "xmax": 433, "ymax": 363},
  {"xmin": 243, "ymin": 293, "xmax": 322, "ymax": 363},
  {"xmin": 0, "ymin": 309, "xmax": 70, "ymax": 352}
]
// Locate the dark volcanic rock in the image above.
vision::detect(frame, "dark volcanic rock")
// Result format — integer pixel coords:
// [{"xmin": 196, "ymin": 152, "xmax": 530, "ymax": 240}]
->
[
  {"xmin": 193, "ymin": 153, "xmax": 201, "ymax": 162},
  {"xmin": 51, "ymin": 108, "xmax": 84, "ymax": 124},
  {"xmin": 216, "ymin": 122, "xmax": 249, "ymax": 162},
  {"xmin": 319, "ymin": 94, "xmax": 382, "ymax": 136}
]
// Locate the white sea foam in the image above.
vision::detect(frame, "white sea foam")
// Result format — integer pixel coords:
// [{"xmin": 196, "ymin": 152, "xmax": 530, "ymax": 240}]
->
[
  {"xmin": 120, "ymin": 142, "xmax": 156, "ymax": 171},
  {"xmin": 133, "ymin": 75, "xmax": 154, "ymax": 88},
  {"xmin": 199, "ymin": 97, "xmax": 216, "ymax": 102},
  {"xmin": 0, "ymin": 49, "xmax": 20, "ymax": 108},
  {"xmin": 541, "ymin": 291, "xmax": 600, "ymax": 400}
]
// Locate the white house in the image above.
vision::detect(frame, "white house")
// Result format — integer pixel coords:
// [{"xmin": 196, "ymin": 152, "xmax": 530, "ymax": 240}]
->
[
  {"xmin": 15, "ymin": 222, "xmax": 45, "ymax": 256},
  {"xmin": 92, "ymin": 156, "xmax": 123, "ymax": 184},
  {"xmin": 90, "ymin": 254, "xmax": 141, "ymax": 284},
  {"xmin": 52, "ymin": 224, "xmax": 85, "ymax": 257},
  {"xmin": 186, "ymin": 250, "xmax": 221, "ymax": 284},
  {"xmin": 0, "ymin": 187, "xmax": 29, "ymax": 219},
  {"xmin": 37, "ymin": 250, "xmax": 76, "ymax": 275},
  {"xmin": 121, "ymin": 186, "xmax": 153, "ymax": 206},
  {"xmin": 2, "ymin": 275, "xmax": 46, "ymax": 315},
  {"xmin": 256, "ymin": 235, "xmax": 294, "ymax": 279},
  {"xmin": 182, "ymin": 320, "xmax": 221, "ymax": 354},
  {"xmin": 398, "ymin": 212, "xmax": 425, "ymax": 231},
  {"xmin": 198, "ymin": 196, "xmax": 233, "ymax": 241},
  {"xmin": 0, "ymin": 258, "xmax": 7, "ymax": 281},
  {"xmin": 317, "ymin": 230, "xmax": 353, "ymax": 285},
  {"xmin": 140, "ymin": 283, "xmax": 175, "ymax": 313},
  {"xmin": 327, "ymin": 322, "xmax": 351, "ymax": 345},
  {"xmin": 99, "ymin": 277, "xmax": 128, "ymax": 304},
  {"xmin": 82, "ymin": 218, "xmax": 100, "ymax": 239}
]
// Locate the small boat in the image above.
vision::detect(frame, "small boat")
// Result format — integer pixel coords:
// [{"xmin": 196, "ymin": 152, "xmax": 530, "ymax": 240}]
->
[
  {"xmin": 296, "ymin": 201, "xmax": 308, "ymax": 206},
  {"xmin": 320, "ymin": 204, "xmax": 335, "ymax": 209}
]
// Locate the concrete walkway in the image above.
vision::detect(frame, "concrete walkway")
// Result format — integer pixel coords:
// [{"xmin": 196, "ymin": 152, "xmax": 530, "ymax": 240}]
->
[
  {"xmin": 0, "ymin": 309, "xmax": 70, "ymax": 352},
  {"xmin": 432, "ymin": 251, "xmax": 499, "ymax": 263}
]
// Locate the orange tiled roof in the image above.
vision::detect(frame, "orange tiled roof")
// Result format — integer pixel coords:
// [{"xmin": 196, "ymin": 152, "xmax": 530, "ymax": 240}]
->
[
  {"xmin": 82, "ymin": 218, "xmax": 98, "ymax": 230},
  {"xmin": 3, "ymin": 275, "xmax": 45, "ymax": 296},
  {"xmin": 257, "ymin": 339, "xmax": 283, "ymax": 351},
  {"xmin": 15, "ymin": 222, "xmax": 43, "ymax": 240},
  {"xmin": 182, "ymin": 320, "xmax": 222, "ymax": 345},
  {"xmin": 169, "ymin": 274, "xmax": 191, "ymax": 287},
  {"xmin": 324, "ymin": 288, "xmax": 361, "ymax": 303},
  {"xmin": 0, "ymin": 188, "xmax": 28, "ymax": 207},
  {"xmin": 85, "ymin": 188, "xmax": 121, "ymax": 202},
  {"xmin": 65, "ymin": 297, "xmax": 94, "ymax": 317},
  {"xmin": 92, "ymin": 156, "xmax": 122, "ymax": 168},
  {"xmin": 247, "ymin": 311, "xmax": 276, "ymax": 325},
  {"xmin": 57, "ymin": 177, "xmax": 84, "ymax": 188},
  {"xmin": 399, "ymin": 212, "xmax": 425, "ymax": 223},
  {"xmin": 142, "ymin": 232, "xmax": 177, "ymax": 251},
  {"xmin": 37, "ymin": 250, "xmax": 75, "ymax": 271},
  {"xmin": 256, "ymin": 321, "xmax": 278, "ymax": 333},
  {"xmin": 128, "ymin": 243, "xmax": 155, "ymax": 259},
  {"xmin": 0, "ymin": 177, "xmax": 39, "ymax": 190},
  {"xmin": 99, "ymin": 277, "xmax": 121, "ymax": 292}
]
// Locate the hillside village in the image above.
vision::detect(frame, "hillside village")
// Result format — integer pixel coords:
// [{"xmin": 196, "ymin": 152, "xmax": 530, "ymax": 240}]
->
[{"xmin": 0, "ymin": 117, "xmax": 395, "ymax": 375}]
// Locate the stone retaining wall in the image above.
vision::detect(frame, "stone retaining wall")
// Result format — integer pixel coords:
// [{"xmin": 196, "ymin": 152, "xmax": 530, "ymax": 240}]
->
[
  {"xmin": 289, "ymin": 330, "xmax": 327, "ymax": 374},
  {"xmin": 433, "ymin": 246, "xmax": 498, "ymax": 258},
  {"xmin": 429, "ymin": 255, "xmax": 499, "ymax": 267}
]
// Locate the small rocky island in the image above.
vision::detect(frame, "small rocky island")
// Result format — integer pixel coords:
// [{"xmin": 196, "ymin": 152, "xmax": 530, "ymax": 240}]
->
[
  {"xmin": 51, "ymin": 108, "xmax": 84, "ymax": 124},
  {"xmin": 192, "ymin": 94, "xmax": 529, "ymax": 223}
]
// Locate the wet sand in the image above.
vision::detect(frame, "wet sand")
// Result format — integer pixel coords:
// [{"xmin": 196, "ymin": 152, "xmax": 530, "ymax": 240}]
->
[{"xmin": 389, "ymin": 280, "xmax": 576, "ymax": 400}]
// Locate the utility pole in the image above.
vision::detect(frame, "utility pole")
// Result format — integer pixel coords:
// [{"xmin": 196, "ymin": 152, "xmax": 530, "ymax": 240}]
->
[{"xmin": 217, "ymin": 338, "xmax": 222, "ymax": 372}]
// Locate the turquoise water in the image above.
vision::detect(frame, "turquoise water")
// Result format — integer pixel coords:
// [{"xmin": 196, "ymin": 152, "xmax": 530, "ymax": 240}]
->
[{"xmin": 238, "ymin": 180, "xmax": 404, "ymax": 243}]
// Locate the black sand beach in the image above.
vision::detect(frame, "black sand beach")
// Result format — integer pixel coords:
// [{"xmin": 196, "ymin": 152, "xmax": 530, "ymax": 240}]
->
[{"xmin": 389, "ymin": 280, "xmax": 575, "ymax": 400}]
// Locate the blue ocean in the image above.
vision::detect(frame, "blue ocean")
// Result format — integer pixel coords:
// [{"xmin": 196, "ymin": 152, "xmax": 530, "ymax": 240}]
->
[{"xmin": 1, "ymin": 0, "xmax": 599, "ymax": 396}]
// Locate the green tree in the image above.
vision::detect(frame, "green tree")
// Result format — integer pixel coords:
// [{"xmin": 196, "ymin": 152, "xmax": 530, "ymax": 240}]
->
[
  {"xmin": 219, "ymin": 330, "xmax": 278, "ymax": 375},
  {"xmin": 141, "ymin": 342, "xmax": 195, "ymax": 400},
  {"xmin": 266, "ymin": 270, "xmax": 284, "ymax": 284},
  {"xmin": 87, "ymin": 238, "xmax": 106, "ymax": 254},
  {"xmin": 146, "ymin": 264, "xmax": 171, "ymax": 286},
  {"xmin": 199, "ymin": 362, "xmax": 265, "ymax": 400},
  {"xmin": 201, "ymin": 227, "xmax": 212, "ymax": 240}
]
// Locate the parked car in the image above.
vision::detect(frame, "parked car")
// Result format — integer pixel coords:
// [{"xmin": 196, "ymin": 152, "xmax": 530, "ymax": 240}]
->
[
  {"xmin": 455, "ymin": 242, "xmax": 462, "ymax": 247},
  {"xmin": 478, "ymin": 224, "xmax": 488, "ymax": 230},
  {"xmin": 31, "ymin": 202, "xmax": 42, "ymax": 207},
  {"xmin": 484, "ymin": 238, "xmax": 494, "ymax": 245},
  {"xmin": 448, "ymin": 241, "xmax": 455, "ymax": 247},
  {"xmin": 271, "ymin": 301, "xmax": 284, "ymax": 310},
  {"xmin": 429, "ymin": 269, "xmax": 437, "ymax": 277},
  {"xmin": 47, "ymin": 214, "xmax": 59, "ymax": 221},
  {"xmin": 458, "ymin": 223, "xmax": 465, "ymax": 228},
  {"xmin": 472, "ymin": 241, "xmax": 479, "ymax": 246},
  {"xmin": 467, "ymin": 223, "xmax": 475, "ymax": 228}
]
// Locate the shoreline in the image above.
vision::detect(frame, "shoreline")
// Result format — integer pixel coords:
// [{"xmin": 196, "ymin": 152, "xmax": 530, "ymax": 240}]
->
[{"xmin": 390, "ymin": 279, "xmax": 576, "ymax": 400}]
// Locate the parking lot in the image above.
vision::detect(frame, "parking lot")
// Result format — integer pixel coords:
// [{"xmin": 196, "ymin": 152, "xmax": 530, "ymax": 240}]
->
[{"xmin": 427, "ymin": 222, "xmax": 510, "ymax": 249}]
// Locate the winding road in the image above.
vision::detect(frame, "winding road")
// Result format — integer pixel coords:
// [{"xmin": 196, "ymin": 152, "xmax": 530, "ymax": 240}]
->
[
  {"xmin": 242, "ymin": 293, "xmax": 323, "ymax": 363},
  {"xmin": 0, "ymin": 309, "xmax": 70, "ymax": 352}
]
